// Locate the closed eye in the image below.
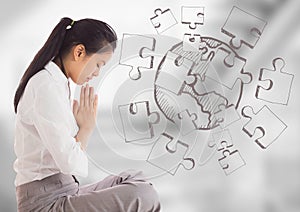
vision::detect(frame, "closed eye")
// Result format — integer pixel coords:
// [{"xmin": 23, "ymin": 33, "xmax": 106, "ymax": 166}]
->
[{"xmin": 97, "ymin": 61, "xmax": 106, "ymax": 68}]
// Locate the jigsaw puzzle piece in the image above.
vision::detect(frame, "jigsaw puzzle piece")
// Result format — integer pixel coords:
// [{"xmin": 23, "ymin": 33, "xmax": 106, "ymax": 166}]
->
[
  {"xmin": 147, "ymin": 132, "xmax": 195, "ymax": 175},
  {"xmin": 155, "ymin": 51, "xmax": 197, "ymax": 95},
  {"xmin": 165, "ymin": 136, "xmax": 195, "ymax": 171},
  {"xmin": 181, "ymin": 6, "xmax": 204, "ymax": 29},
  {"xmin": 174, "ymin": 109, "xmax": 197, "ymax": 135},
  {"xmin": 206, "ymin": 47, "xmax": 252, "ymax": 89},
  {"xmin": 213, "ymin": 130, "xmax": 246, "ymax": 175},
  {"xmin": 212, "ymin": 129, "xmax": 233, "ymax": 150},
  {"xmin": 150, "ymin": 8, "xmax": 178, "ymax": 34},
  {"xmin": 222, "ymin": 6, "xmax": 267, "ymax": 49},
  {"xmin": 119, "ymin": 34, "xmax": 156, "ymax": 80},
  {"xmin": 118, "ymin": 101, "xmax": 160, "ymax": 142},
  {"xmin": 208, "ymin": 129, "xmax": 233, "ymax": 151},
  {"xmin": 182, "ymin": 33, "xmax": 207, "ymax": 53},
  {"xmin": 214, "ymin": 104, "xmax": 241, "ymax": 128},
  {"xmin": 200, "ymin": 129, "xmax": 245, "ymax": 175},
  {"xmin": 241, "ymin": 105, "xmax": 287, "ymax": 149},
  {"xmin": 218, "ymin": 149, "xmax": 246, "ymax": 175},
  {"xmin": 255, "ymin": 57, "xmax": 294, "ymax": 105}
]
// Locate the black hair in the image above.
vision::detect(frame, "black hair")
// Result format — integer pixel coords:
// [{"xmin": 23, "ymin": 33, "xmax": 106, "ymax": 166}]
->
[{"xmin": 13, "ymin": 17, "xmax": 117, "ymax": 114}]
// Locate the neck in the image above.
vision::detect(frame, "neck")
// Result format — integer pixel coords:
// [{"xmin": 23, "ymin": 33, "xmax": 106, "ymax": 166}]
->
[{"xmin": 53, "ymin": 56, "xmax": 69, "ymax": 78}]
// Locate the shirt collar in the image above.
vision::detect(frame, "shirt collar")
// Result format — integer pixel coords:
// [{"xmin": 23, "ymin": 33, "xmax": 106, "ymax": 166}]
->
[{"xmin": 44, "ymin": 60, "xmax": 69, "ymax": 84}]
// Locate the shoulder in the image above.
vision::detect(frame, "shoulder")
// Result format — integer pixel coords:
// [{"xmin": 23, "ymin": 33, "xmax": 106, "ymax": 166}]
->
[
  {"xmin": 23, "ymin": 68, "xmax": 67, "ymax": 115},
  {"xmin": 28, "ymin": 68, "xmax": 53, "ymax": 89},
  {"xmin": 17, "ymin": 69, "xmax": 54, "ymax": 116},
  {"xmin": 28, "ymin": 68, "xmax": 65, "ymax": 97},
  {"xmin": 20, "ymin": 68, "xmax": 53, "ymax": 102}
]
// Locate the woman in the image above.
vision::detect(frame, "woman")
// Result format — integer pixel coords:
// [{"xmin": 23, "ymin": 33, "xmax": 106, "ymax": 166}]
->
[{"xmin": 13, "ymin": 17, "xmax": 161, "ymax": 212}]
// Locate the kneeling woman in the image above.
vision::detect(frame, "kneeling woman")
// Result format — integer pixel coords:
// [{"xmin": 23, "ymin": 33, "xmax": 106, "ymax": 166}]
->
[{"xmin": 13, "ymin": 17, "xmax": 161, "ymax": 212}]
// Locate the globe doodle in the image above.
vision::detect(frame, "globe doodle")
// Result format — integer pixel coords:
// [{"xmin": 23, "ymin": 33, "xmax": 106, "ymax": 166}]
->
[{"xmin": 154, "ymin": 36, "xmax": 249, "ymax": 131}]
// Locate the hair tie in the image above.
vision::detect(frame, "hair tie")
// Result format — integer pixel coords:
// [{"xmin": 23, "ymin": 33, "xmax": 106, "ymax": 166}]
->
[{"xmin": 66, "ymin": 20, "xmax": 75, "ymax": 30}]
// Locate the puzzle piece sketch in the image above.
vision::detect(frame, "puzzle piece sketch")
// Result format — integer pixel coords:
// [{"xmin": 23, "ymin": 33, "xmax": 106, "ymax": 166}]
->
[
  {"xmin": 206, "ymin": 47, "xmax": 252, "ymax": 89},
  {"xmin": 207, "ymin": 129, "xmax": 233, "ymax": 151},
  {"xmin": 147, "ymin": 132, "xmax": 195, "ymax": 175},
  {"xmin": 155, "ymin": 50, "xmax": 197, "ymax": 95},
  {"xmin": 174, "ymin": 109, "xmax": 198, "ymax": 135},
  {"xmin": 213, "ymin": 130, "xmax": 246, "ymax": 175},
  {"xmin": 119, "ymin": 34, "xmax": 155, "ymax": 80},
  {"xmin": 222, "ymin": 6, "xmax": 267, "ymax": 49},
  {"xmin": 241, "ymin": 105, "xmax": 287, "ymax": 149},
  {"xmin": 214, "ymin": 104, "xmax": 241, "ymax": 129},
  {"xmin": 118, "ymin": 101, "xmax": 160, "ymax": 142},
  {"xmin": 166, "ymin": 136, "xmax": 195, "ymax": 171},
  {"xmin": 150, "ymin": 8, "xmax": 178, "ymax": 34},
  {"xmin": 255, "ymin": 57, "xmax": 294, "ymax": 105},
  {"xmin": 202, "ymin": 129, "xmax": 245, "ymax": 175},
  {"xmin": 182, "ymin": 33, "xmax": 207, "ymax": 53},
  {"xmin": 212, "ymin": 129, "xmax": 233, "ymax": 148},
  {"xmin": 218, "ymin": 149, "xmax": 246, "ymax": 175},
  {"xmin": 181, "ymin": 6, "xmax": 204, "ymax": 29}
]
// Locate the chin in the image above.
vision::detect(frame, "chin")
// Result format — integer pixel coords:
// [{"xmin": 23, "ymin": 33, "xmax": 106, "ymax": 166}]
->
[
  {"xmin": 76, "ymin": 79, "xmax": 86, "ymax": 85},
  {"xmin": 75, "ymin": 81, "xmax": 84, "ymax": 85}
]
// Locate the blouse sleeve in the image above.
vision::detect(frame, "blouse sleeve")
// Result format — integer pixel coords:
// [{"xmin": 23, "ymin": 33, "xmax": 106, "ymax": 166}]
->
[{"xmin": 32, "ymin": 80, "xmax": 88, "ymax": 177}]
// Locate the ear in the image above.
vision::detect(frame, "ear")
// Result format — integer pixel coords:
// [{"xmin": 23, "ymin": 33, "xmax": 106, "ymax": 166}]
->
[{"xmin": 73, "ymin": 44, "xmax": 86, "ymax": 61}]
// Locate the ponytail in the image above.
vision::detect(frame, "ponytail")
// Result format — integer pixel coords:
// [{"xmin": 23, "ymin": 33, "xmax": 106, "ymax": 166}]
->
[{"xmin": 13, "ymin": 17, "xmax": 117, "ymax": 113}]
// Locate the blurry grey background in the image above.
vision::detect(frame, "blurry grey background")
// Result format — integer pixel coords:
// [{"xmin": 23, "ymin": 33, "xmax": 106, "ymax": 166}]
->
[{"xmin": 1, "ymin": 0, "xmax": 300, "ymax": 211}]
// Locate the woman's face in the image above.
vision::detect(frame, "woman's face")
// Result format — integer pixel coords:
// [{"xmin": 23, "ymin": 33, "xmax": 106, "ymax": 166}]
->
[
  {"xmin": 77, "ymin": 52, "xmax": 112, "ymax": 85},
  {"xmin": 67, "ymin": 45, "xmax": 113, "ymax": 85}
]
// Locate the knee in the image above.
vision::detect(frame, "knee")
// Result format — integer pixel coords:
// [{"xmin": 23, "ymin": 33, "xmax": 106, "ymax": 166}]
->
[
  {"xmin": 119, "ymin": 169, "xmax": 147, "ymax": 182},
  {"xmin": 125, "ymin": 182, "xmax": 161, "ymax": 211}
]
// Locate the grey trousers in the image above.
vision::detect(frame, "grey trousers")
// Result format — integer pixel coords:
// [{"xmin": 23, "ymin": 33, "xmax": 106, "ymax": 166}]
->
[{"xmin": 16, "ymin": 170, "xmax": 161, "ymax": 212}]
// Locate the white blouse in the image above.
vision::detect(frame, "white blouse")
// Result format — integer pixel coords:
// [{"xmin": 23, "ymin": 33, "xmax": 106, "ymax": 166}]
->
[{"xmin": 13, "ymin": 61, "xmax": 88, "ymax": 187}]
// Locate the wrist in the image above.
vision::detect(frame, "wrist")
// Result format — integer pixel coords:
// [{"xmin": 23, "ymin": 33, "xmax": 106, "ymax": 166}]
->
[
  {"xmin": 75, "ymin": 130, "xmax": 90, "ymax": 151},
  {"xmin": 78, "ymin": 140, "xmax": 87, "ymax": 151},
  {"xmin": 75, "ymin": 137, "xmax": 87, "ymax": 151}
]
